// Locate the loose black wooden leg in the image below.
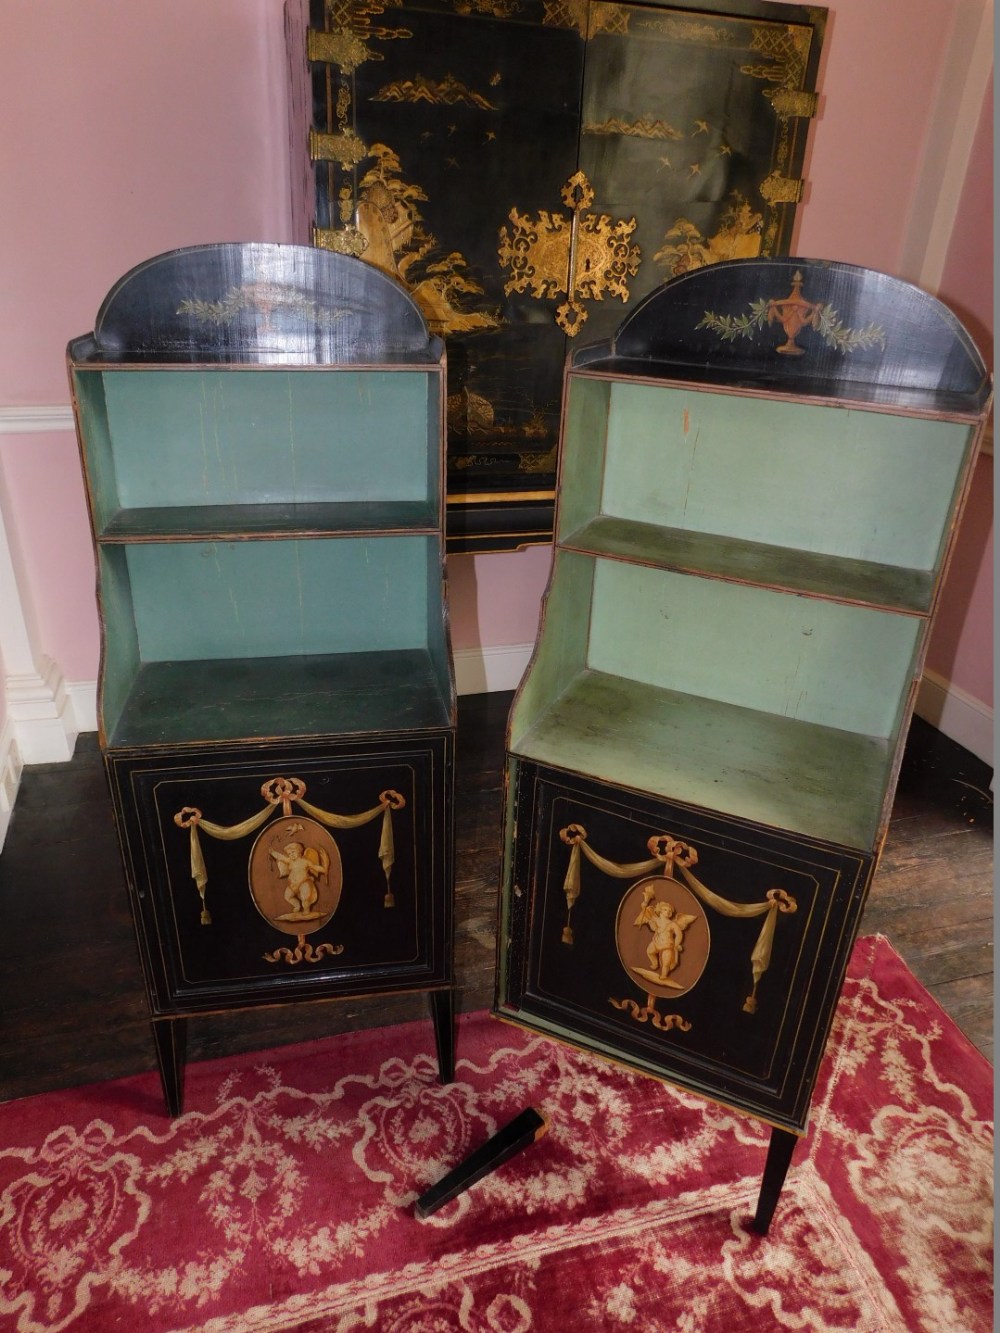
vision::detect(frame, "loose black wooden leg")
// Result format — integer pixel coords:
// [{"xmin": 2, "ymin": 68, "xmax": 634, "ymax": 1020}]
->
[
  {"xmin": 415, "ymin": 1106, "xmax": 549, "ymax": 1218},
  {"xmin": 752, "ymin": 1126, "xmax": 799, "ymax": 1234},
  {"xmin": 151, "ymin": 1017, "xmax": 186, "ymax": 1116},
  {"xmin": 429, "ymin": 988, "xmax": 455, "ymax": 1084}
]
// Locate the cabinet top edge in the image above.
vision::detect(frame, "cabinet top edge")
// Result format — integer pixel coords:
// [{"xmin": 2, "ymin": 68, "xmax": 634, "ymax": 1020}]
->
[
  {"xmin": 67, "ymin": 243, "xmax": 444, "ymax": 368},
  {"xmin": 566, "ymin": 358, "xmax": 991, "ymax": 419},
  {"xmin": 572, "ymin": 258, "xmax": 992, "ymax": 412},
  {"xmin": 68, "ymin": 343, "xmax": 445, "ymax": 372}
]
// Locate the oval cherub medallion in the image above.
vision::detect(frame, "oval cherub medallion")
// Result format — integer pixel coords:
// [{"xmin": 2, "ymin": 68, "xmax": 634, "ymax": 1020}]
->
[
  {"xmin": 615, "ymin": 875, "xmax": 710, "ymax": 1000},
  {"xmin": 249, "ymin": 816, "xmax": 343, "ymax": 936}
]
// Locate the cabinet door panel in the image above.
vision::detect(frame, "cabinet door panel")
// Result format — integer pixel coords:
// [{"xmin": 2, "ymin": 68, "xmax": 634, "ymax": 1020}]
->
[
  {"xmin": 108, "ymin": 735, "xmax": 453, "ymax": 1013},
  {"xmin": 498, "ymin": 760, "xmax": 870, "ymax": 1130}
]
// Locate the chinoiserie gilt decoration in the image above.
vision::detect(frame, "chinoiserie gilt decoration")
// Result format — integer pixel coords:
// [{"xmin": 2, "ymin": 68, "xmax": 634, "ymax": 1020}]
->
[
  {"xmin": 697, "ymin": 270, "xmax": 887, "ymax": 356},
  {"xmin": 559, "ymin": 826, "xmax": 797, "ymax": 1028},
  {"xmin": 174, "ymin": 778, "xmax": 406, "ymax": 964},
  {"xmin": 301, "ymin": 1, "xmax": 826, "ymax": 548},
  {"xmin": 497, "ymin": 172, "xmax": 640, "ymax": 336}
]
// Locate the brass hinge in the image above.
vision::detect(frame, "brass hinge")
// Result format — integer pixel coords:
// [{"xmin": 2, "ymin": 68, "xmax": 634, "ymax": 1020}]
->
[
  {"xmin": 312, "ymin": 225, "xmax": 367, "ymax": 257},
  {"xmin": 308, "ymin": 127, "xmax": 369, "ymax": 168},
  {"xmin": 765, "ymin": 88, "xmax": 819, "ymax": 120},
  {"xmin": 759, "ymin": 171, "xmax": 804, "ymax": 206},
  {"xmin": 306, "ymin": 27, "xmax": 372, "ymax": 73}
]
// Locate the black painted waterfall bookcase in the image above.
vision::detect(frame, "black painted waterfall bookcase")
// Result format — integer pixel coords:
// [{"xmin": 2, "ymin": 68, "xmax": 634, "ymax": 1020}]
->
[
  {"xmin": 494, "ymin": 258, "xmax": 991, "ymax": 1231},
  {"xmin": 69, "ymin": 243, "xmax": 456, "ymax": 1114}
]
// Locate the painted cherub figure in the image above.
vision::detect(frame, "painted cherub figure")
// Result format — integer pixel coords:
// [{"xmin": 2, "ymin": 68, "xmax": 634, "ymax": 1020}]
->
[
  {"xmin": 270, "ymin": 840, "xmax": 329, "ymax": 918},
  {"xmin": 633, "ymin": 885, "xmax": 695, "ymax": 984}
]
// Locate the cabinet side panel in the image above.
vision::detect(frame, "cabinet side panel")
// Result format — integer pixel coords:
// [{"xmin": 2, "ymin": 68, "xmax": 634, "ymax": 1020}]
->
[
  {"xmin": 556, "ymin": 378, "xmax": 611, "ymax": 540},
  {"xmin": 588, "ymin": 559, "xmax": 921, "ymax": 738},
  {"xmin": 97, "ymin": 547, "xmax": 142, "ymax": 742},
  {"xmin": 509, "ymin": 550, "xmax": 594, "ymax": 750},
  {"xmin": 73, "ymin": 371, "xmax": 116, "ymax": 533},
  {"xmin": 602, "ymin": 385, "xmax": 974, "ymax": 572},
  {"xmin": 426, "ymin": 539, "xmax": 455, "ymax": 713},
  {"xmin": 103, "ymin": 371, "xmax": 435, "ymax": 508},
  {"xmin": 426, "ymin": 371, "xmax": 444, "ymax": 524},
  {"xmin": 126, "ymin": 536, "xmax": 434, "ymax": 661}
]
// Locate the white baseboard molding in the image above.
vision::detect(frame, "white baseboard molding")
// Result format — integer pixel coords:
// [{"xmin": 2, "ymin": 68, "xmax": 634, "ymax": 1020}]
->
[
  {"xmin": 65, "ymin": 680, "xmax": 99, "ymax": 734},
  {"xmin": 5, "ymin": 657, "xmax": 80, "ymax": 764},
  {"xmin": 453, "ymin": 642, "xmax": 533, "ymax": 696},
  {"xmin": 914, "ymin": 668, "xmax": 994, "ymax": 768},
  {"xmin": 0, "ymin": 714, "xmax": 23, "ymax": 853}
]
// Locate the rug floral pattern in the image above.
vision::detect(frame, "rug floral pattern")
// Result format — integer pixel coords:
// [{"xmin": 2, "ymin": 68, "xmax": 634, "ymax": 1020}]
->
[{"xmin": 0, "ymin": 936, "xmax": 992, "ymax": 1332}]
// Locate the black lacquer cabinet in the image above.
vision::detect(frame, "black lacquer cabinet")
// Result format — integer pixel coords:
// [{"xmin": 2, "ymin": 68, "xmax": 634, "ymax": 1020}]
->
[{"xmin": 291, "ymin": 0, "xmax": 827, "ymax": 549}]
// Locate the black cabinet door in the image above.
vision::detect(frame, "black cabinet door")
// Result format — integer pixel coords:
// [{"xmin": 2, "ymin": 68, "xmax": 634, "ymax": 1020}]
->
[
  {"xmin": 497, "ymin": 760, "xmax": 871, "ymax": 1131},
  {"xmin": 107, "ymin": 733, "xmax": 454, "ymax": 1015}
]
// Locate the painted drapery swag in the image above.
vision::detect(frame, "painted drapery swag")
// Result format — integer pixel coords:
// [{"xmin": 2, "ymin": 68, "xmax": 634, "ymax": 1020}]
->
[
  {"xmin": 559, "ymin": 825, "xmax": 797, "ymax": 1014},
  {"xmin": 174, "ymin": 776, "xmax": 405, "ymax": 926}
]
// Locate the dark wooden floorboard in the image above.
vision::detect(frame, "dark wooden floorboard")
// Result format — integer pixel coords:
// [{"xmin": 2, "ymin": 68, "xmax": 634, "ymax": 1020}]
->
[{"xmin": 0, "ymin": 697, "xmax": 992, "ymax": 1105}]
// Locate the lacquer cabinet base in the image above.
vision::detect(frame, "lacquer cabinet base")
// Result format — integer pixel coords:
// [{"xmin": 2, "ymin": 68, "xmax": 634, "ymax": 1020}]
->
[{"xmin": 107, "ymin": 732, "xmax": 455, "ymax": 1114}]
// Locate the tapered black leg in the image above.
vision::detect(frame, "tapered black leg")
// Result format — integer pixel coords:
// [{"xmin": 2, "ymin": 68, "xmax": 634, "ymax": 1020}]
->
[
  {"xmin": 415, "ymin": 1107, "xmax": 549, "ymax": 1218},
  {"xmin": 429, "ymin": 988, "xmax": 455, "ymax": 1084},
  {"xmin": 752, "ymin": 1127, "xmax": 799, "ymax": 1234},
  {"xmin": 151, "ymin": 1016, "xmax": 187, "ymax": 1116}
]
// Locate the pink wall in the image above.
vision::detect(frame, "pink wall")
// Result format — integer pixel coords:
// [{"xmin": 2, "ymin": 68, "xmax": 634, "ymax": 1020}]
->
[
  {"xmin": 0, "ymin": 1, "xmax": 992, "ymax": 721},
  {"xmin": 1, "ymin": 432, "xmax": 100, "ymax": 680},
  {"xmin": 0, "ymin": 0, "xmax": 295, "ymax": 405},
  {"xmin": 937, "ymin": 70, "xmax": 994, "ymax": 362},
  {"xmin": 793, "ymin": 0, "xmax": 959, "ymax": 272},
  {"xmin": 924, "ymin": 68, "xmax": 994, "ymax": 708},
  {"xmin": 0, "ymin": 0, "xmax": 295, "ymax": 681}
]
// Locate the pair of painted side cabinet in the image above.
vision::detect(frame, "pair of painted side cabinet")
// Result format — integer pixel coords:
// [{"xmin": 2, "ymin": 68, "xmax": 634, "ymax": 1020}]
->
[{"xmin": 71, "ymin": 247, "xmax": 990, "ymax": 1231}]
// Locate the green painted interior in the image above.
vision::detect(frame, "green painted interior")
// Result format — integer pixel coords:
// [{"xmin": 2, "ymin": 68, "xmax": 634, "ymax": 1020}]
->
[
  {"xmin": 98, "ymin": 545, "xmax": 141, "ymax": 744},
  {"xmin": 588, "ymin": 558, "xmax": 921, "ymax": 739},
  {"xmin": 92, "ymin": 369, "xmax": 438, "ymax": 509},
  {"xmin": 101, "ymin": 649, "xmax": 452, "ymax": 747},
  {"xmin": 508, "ymin": 369, "xmax": 977, "ymax": 849},
  {"xmin": 99, "ymin": 499, "xmax": 440, "ymax": 540},
  {"xmin": 556, "ymin": 376, "xmax": 610, "ymax": 538},
  {"xmin": 562, "ymin": 515, "xmax": 936, "ymax": 613},
  {"xmin": 568, "ymin": 380, "xmax": 972, "ymax": 573},
  {"xmin": 507, "ymin": 546, "xmax": 926, "ymax": 846},
  {"xmin": 508, "ymin": 551, "xmax": 593, "ymax": 752},
  {"xmin": 511, "ymin": 670, "xmax": 893, "ymax": 850},
  {"xmin": 426, "ymin": 543, "xmax": 455, "ymax": 708},
  {"xmin": 72, "ymin": 371, "xmax": 117, "ymax": 532},
  {"xmin": 108, "ymin": 536, "xmax": 437, "ymax": 663}
]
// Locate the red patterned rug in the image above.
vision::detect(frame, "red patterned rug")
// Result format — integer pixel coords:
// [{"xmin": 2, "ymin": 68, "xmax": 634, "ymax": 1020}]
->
[{"xmin": 0, "ymin": 936, "xmax": 992, "ymax": 1332}]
